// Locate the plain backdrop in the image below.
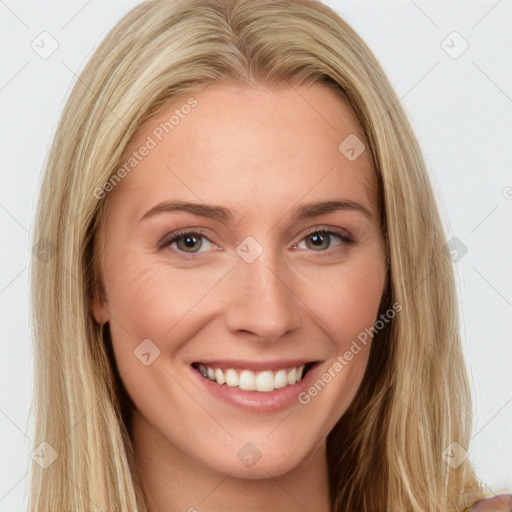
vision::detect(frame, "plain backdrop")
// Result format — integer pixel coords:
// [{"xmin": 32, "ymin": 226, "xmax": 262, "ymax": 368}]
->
[{"xmin": 0, "ymin": 1, "xmax": 511, "ymax": 510}]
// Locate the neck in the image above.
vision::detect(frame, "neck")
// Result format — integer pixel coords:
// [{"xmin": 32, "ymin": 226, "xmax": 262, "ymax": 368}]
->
[{"xmin": 131, "ymin": 411, "xmax": 331, "ymax": 512}]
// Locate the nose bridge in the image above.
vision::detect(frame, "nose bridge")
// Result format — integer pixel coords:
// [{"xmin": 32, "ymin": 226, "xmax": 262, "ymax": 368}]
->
[{"xmin": 225, "ymin": 245, "xmax": 302, "ymax": 340}]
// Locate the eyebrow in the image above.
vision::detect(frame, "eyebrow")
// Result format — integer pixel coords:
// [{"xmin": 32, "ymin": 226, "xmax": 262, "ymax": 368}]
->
[{"xmin": 139, "ymin": 199, "xmax": 374, "ymax": 223}]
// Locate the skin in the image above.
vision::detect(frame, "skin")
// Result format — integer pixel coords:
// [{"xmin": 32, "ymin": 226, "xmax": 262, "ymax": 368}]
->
[
  {"xmin": 92, "ymin": 82, "xmax": 387, "ymax": 512},
  {"xmin": 471, "ymin": 494, "xmax": 512, "ymax": 511}
]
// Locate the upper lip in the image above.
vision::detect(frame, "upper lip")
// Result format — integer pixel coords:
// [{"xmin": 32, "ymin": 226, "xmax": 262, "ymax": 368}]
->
[{"xmin": 192, "ymin": 359, "xmax": 319, "ymax": 371}]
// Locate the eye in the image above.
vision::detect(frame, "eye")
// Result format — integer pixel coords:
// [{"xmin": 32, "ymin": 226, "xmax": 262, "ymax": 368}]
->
[
  {"xmin": 294, "ymin": 228, "xmax": 353, "ymax": 252},
  {"xmin": 158, "ymin": 227, "xmax": 354, "ymax": 260},
  {"xmin": 158, "ymin": 229, "xmax": 218, "ymax": 258}
]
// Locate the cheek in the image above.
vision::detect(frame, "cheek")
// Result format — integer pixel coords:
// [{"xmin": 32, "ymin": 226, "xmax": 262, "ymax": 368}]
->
[
  {"xmin": 103, "ymin": 252, "xmax": 229, "ymax": 356},
  {"xmin": 292, "ymin": 251, "xmax": 386, "ymax": 426},
  {"xmin": 297, "ymin": 248, "xmax": 386, "ymax": 348}
]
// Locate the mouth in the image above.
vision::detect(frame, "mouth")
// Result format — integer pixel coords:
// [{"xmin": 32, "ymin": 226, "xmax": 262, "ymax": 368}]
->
[{"xmin": 191, "ymin": 360, "xmax": 319, "ymax": 392}]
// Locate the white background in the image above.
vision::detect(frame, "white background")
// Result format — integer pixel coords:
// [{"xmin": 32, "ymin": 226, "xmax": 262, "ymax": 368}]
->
[{"xmin": 0, "ymin": 1, "xmax": 511, "ymax": 510}]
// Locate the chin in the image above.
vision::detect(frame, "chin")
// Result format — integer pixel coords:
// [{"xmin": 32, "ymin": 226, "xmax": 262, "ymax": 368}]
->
[{"xmin": 201, "ymin": 436, "xmax": 316, "ymax": 480}]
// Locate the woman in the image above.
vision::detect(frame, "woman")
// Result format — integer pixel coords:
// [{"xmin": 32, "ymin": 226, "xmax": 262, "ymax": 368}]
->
[{"xmin": 28, "ymin": 0, "xmax": 510, "ymax": 510}]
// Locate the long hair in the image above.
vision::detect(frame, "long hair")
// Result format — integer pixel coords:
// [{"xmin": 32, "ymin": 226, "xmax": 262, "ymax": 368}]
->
[{"xmin": 28, "ymin": 0, "xmax": 486, "ymax": 510}]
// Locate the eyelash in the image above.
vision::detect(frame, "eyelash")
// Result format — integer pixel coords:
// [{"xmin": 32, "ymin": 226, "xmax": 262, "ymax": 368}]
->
[{"xmin": 158, "ymin": 227, "xmax": 354, "ymax": 261}]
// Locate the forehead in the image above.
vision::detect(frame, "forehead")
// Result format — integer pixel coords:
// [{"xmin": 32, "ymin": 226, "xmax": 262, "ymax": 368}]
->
[{"xmin": 110, "ymin": 82, "xmax": 378, "ymax": 224}]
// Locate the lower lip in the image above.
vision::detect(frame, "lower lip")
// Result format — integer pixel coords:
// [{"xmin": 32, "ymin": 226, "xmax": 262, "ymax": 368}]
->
[{"xmin": 190, "ymin": 363, "xmax": 321, "ymax": 413}]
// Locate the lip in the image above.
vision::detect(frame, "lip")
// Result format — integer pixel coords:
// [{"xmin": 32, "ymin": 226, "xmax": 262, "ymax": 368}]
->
[
  {"xmin": 191, "ymin": 358, "xmax": 315, "ymax": 371},
  {"xmin": 189, "ymin": 360, "xmax": 322, "ymax": 413}
]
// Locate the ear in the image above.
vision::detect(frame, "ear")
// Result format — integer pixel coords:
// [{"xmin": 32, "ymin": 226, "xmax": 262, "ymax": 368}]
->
[{"xmin": 90, "ymin": 281, "xmax": 110, "ymax": 325}]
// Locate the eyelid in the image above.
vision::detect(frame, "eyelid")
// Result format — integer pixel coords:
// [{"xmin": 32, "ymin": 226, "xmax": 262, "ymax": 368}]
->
[
  {"xmin": 299, "ymin": 225, "xmax": 353, "ymax": 243},
  {"xmin": 157, "ymin": 227, "xmax": 214, "ymax": 250}
]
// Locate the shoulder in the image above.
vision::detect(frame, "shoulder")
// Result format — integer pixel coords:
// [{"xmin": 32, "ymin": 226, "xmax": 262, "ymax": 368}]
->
[{"xmin": 471, "ymin": 493, "xmax": 512, "ymax": 511}]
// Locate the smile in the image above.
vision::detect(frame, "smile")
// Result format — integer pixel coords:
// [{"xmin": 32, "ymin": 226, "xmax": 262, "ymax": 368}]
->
[
  {"xmin": 190, "ymin": 360, "xmax": 322, "ymax": 412},
  {"xmin": 192, "ymin": 361, "xmax": 317, "ymax": 392},
  {"xmin": 197, "ymin": 363, "xmax": 305, "ymax": 392}
]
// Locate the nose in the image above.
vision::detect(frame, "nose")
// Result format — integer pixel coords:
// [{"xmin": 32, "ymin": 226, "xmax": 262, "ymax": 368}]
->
[{"xmin": 224, "ymin": 252, "xmax": 302, "ymax": 341}]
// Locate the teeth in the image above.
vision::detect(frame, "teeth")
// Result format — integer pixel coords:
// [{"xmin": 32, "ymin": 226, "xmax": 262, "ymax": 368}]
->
[
  {"xmin": 198, "ymin": 364, "xmax": 208, "ymax": 378},
  {"xmin": 225, "ymin": 369, "xmax": 239, "ymax": 387},
  {"xmin": 239, "ymin": 370, "xmax": 256, "ymax": 391},
  {"xmin": 215, "ymin": 368, "xmax": 225, "ymax": 385},
  {"xmin": 196, "ymin": 363, "xmax": 310, "ymax": 392},
  {"xmin": 287, "ymin": 367, "xmax": 297, "ymax": 385},
  {"xmin": 274, "ymin": 369, "xmax": 288, "ymax": 389},
  {"xmin": 256, "ymin": 370, "xmax": 274, "ymax": 392}
]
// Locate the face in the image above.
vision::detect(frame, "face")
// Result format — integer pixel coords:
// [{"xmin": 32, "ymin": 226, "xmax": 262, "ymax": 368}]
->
[{"xmin": 92, "ymin": 82, "xmax": 386, "ymax": 479}]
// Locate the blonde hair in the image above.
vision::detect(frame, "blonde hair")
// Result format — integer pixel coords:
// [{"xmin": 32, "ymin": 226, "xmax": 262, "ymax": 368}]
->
[{"xmin": 28, "ymin": 0, "xmax": 487, "ymax": 510}]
